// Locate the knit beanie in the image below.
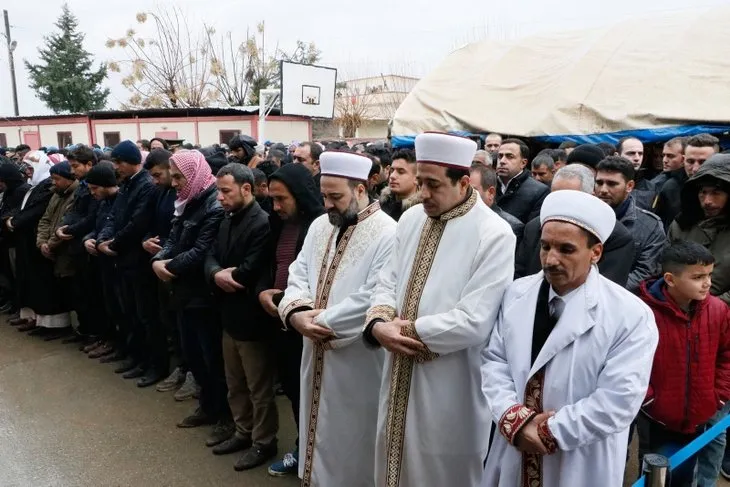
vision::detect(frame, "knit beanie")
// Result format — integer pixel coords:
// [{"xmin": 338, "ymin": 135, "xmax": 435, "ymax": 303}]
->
[
  {"xmin": 111, "ymin": 140, "xmax": 142, "ymax": 165},
  {"xmin": 86, "ymin": 162, "xmax": 118, "ymax": 187},
  {"xmin": 566, "ymin": 144, "xmax": 606, "ymax": 169},
  {"xmin": 49, "ymin": 161, "xmax": 75, "ymax": 181}
]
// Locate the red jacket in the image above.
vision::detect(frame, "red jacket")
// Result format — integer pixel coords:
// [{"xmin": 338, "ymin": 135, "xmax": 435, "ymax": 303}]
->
[{"xmin": 639, "ymin": 278, "xmax": 730, "ymax": 433}]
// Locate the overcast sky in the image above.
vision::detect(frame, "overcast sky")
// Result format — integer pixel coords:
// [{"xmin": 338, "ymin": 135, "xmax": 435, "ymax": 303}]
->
[{"xmin": 1, "ymin": 0, "xmax": 727, "ymax": 116}]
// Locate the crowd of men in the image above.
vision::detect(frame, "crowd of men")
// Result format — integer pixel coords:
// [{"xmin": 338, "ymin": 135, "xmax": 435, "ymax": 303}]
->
[{"xmin": 0, "ymin": 128, "xmax": 729, "ymax": 486}]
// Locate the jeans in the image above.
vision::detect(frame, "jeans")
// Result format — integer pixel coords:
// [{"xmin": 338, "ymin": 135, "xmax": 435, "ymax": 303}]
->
[
  {"xmin": 639, "ymin": 414, "xmax": 700, "ymax": 487},
  {"xmin": 178, "ymin": 307, "xmax": 229, "ymax": 419},
  {"xmin": 697, "ymin": 402, "xmax": 730, "ymax": 486}
]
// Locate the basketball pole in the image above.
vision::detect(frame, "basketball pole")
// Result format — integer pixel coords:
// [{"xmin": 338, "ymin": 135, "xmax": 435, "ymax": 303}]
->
[{"xmin": 258, "ymin": 89, "xmax": 280, "ymax": 145}]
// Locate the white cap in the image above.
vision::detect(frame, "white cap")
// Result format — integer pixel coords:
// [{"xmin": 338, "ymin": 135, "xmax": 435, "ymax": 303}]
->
[
  {"xmin": 319, "ymin": 151, "xmax": 372, "ymax": 182},
  {"xmin": 415, "ymin": 132, "xmax": 478, "ymax": 169},
  {"xmin": 539, "ymin": 190, "xmax": 616, "ymax": 244}
]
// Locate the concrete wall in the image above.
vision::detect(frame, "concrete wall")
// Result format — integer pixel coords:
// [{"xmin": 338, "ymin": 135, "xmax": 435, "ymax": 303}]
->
[
  {"xmin": 356, "ymin": 120, "xmax": 388, "ymax": 139},
  {"xmin": 198, "ymin": 120, "xmax": 253, "ymax": 145},
  {"xmin": 93, "ymin": 123, "xmax": 138, "ymax": 146},
  {"xmin": 38, "ymin": 123, "xmax": 89, "ymax": 147},
  {"xmin": 138, "ymin": 121, "xmax": 196, "ymax": 143},
  {"xmin": 263, "ymin": 120, "xmax": 310, "ymax": 144},
  {"xmin": 0, "ymin": 126, "xmax": 23, "ymax": 147}
]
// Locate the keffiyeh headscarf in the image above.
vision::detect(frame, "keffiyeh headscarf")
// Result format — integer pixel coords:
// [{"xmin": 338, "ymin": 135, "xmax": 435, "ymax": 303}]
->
[
  {"xmin": 23, "ymin": 151, "xmax": 53, "ymax": 186},
  {"xmin": 170, "ymin": 150, "xmax": 217, "ymax": 216}
]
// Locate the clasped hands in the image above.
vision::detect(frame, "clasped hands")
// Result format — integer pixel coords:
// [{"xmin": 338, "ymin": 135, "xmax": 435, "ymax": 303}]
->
[
  {"xmin": 514, "ymin": 411, "xmax": 556, "ymax": 455},
  {"xmin": 371, "ymin": 319, "xmax": 425, "ymax": 356},
  {"xmin": 289, "ymin": 309, "xmax": 335, "ymax": 342}
]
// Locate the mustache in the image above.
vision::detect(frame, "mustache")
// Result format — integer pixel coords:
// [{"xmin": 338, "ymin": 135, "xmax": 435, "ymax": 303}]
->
[{"xmin": 543, "ymin": 266, "xmax": 564, "ymax": 274}]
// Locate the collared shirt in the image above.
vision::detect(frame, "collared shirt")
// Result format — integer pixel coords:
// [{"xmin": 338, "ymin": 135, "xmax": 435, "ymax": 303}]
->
[
  {"xmin": 549, "ymin": 284, "xmax": 582, "ymax": 320},
  {"xmin": 499, "ymin": 170, "xmax": 523, "ymax": 194}
]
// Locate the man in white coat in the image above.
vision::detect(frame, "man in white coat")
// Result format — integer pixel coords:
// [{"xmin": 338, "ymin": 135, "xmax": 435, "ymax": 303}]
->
[
  {"xmin": 482, "ymin": 190, "xmax": 659, "ymax": 487},
  {"xmin": 278, "ymin": 151, "xmax": 395, "ymax": 487},
  {"xmin": 363, "ymin": 132, "xmax": 516, "ymax": 487}
]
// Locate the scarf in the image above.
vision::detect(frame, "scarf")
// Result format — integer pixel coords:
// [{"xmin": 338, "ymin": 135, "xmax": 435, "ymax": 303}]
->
[
  {"xmin": 170, "ymin": 150, "xmax": 216, "ymax": 216},
  {"xmin": 23, "ymin": 151, "xmax": 53, "ymax": 186}
]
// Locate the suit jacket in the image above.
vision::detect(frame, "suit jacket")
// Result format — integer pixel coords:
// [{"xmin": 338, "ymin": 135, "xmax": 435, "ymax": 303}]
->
[
  {"xmin": 204, "ymin": 200, "xmax": 271, "ymax": 341},
  {"xmin": 497, "ymin": 170, "xmax": 550, "ymax": 223}
]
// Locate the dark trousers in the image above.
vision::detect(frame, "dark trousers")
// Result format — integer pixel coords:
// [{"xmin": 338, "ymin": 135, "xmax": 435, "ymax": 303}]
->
[
  {"xmin": 178, "ymin": 307, "xmax": 229, "ymax": 419},
  {"xmin": 120, "ymin": 270, "xmax": 168, "ymax": 373},
  {"xmin": 99, "ymin": 260, "xmax": 124, "ymax": 344},
  {"xmin": 639, "ymin": 414, "xmax": 702, "ymax": 487},
  {"xmin": 71, "ymin": 255, "xmax": 105, "ymax": 337},
  {"xmin": 276, "ymin": 329, "xmax": 303, "ymax": 434},
  {"xmin": 159, "ymin": 283, "xmax": 184, "ymax": 371}
]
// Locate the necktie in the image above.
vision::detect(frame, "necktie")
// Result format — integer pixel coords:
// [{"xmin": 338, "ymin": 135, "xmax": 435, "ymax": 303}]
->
[{"xmin": 550, "ymin": 296, "xmax": 564, "ymax": 321}]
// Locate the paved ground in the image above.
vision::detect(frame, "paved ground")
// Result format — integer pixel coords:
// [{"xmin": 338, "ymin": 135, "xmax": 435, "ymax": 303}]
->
[
  {"xmin": 1, "ymin": 320, "xmax": 727, "ymax": 487},
  {"xmin": 0, "ymin": 322, "xmax": 300, "ymax": 487}
]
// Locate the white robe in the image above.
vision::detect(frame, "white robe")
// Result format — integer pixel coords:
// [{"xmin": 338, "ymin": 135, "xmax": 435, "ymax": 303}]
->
[
  {"xmin": 481, "ymin": 268, "xmax": 659, "ymax": 487},
  {"xmin": 367, "ymin": 192, "xmax": 516, "ymax": 487},
  {"xmin": 279, "ymin": 203, "xmax": 395, "ymax": 487}
]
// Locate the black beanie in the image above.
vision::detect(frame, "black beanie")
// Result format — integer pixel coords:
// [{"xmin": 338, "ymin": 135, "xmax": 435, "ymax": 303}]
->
[
  {"xmin": 111, "ymin": 140, "xmax": 142, "ymax": 164},
  {"xmin": 86, "ymin": 162, "xmax": 117, "ymax": 187},
  {"xmin": 49, "ymin": 161, "xmax": 75, "ymax": 181},
  {"xmin": 566, "ymin": 144, "xmax": 605, "ymax": 169}
]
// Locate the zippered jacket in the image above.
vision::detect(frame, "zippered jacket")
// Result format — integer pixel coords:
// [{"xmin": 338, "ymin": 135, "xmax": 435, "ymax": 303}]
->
[{"xmin": 639, "ymin": 278, "xmax": 730, "ymax": 433}]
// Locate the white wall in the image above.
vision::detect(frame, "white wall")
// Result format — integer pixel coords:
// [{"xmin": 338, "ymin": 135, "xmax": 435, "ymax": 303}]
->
[
  {"xmin": 356, "ymin": 120, "xmax": 388, "ymax": 139},
  {"xmin": 0, "ymin": 126, "xmax": 23, "ymax": 146},
  {"xmin": 263, "ymin": 120, "xmax": 310, "ymax": 144},
  {"xmin": 39, "ymin": 123, "xmax": 89, "ymax": 147},
  {"xmin": 198, "ymin": 120, "xmax": 253, "ymax": 145},
  {"xmin": 138, "ymin": 121, "xmax": 196, "ymax": 144},
  {"xmin": 94, "ymin": 123, "xmax": 138, "ymax": 146}
]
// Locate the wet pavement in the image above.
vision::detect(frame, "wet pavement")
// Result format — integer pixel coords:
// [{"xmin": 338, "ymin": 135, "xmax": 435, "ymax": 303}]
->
[{"xmin": 0, "ymin": 321, "xmax": 299, "ymax": 487}]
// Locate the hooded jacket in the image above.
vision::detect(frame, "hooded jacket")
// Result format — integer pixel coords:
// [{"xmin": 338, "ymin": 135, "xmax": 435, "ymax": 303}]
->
[
  {"xmin": 668, "ymin": 157, "xmax": 730, "ymax": 304},
  {"xmin": 379, "ymin": 186, "xmax": 422, "ymax": 222},
  {"xmin": 0, "ymin": 163, "xmax": 30, "ymax": 246},
  {"xmin": 639, "ymin": 278, "xmax": 730, "ymax": 433},
  {"xmin": 654, "ymin": 167, "xmax": 689, "ymax": 230},
  {"xmin": 256, "ymin": 163, "xmax": 324, "ymax": 297}
]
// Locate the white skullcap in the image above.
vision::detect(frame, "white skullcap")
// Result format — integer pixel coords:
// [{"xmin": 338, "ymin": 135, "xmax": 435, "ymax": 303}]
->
[
  {"xmin": 415, "ymin": 132, "xmax": 477, "ymax": 170},
  {"xmin": 540, "ymin": 190, "xmax": 616, "ymax": 244},
  {"xmin": 319, "ymin": 151, "xmax": 372, "ymax": 182}
]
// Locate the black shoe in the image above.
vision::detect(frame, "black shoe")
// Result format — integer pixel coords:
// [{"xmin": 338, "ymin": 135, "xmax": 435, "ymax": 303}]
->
[
  {"xmin": 177, "ymin": 408, "xmax": 216, "ymax": 428},
  {"xmin": 43, "ymin": 328, "xmax": 72, "ymax": 341},
  {"xmin": 27, "ymin": 327, "xmax": 49, "ymax": 337},
  {"xmin": 206, "ymin": 421, "xmax": 236, "ymax": 447},
  {"xmin": 234, "ymin": 442, "xmax": 278, "ymax": 471},
  {"xmin": 100, "ymin": 352, "xmax": 127, "ymax": 364},
  {"xmin": 62, "ymin": 334, "xmax": 86, "ymax": 344},
  {"xmin": 114, "ymin": 359, "xmax": 138, "ymax": 374},
  {"xmin": 212, "ymin": 432, "xmax": 250, "ymax": 454},
  {"xmin": 136, "ymin": 371, "xmax": 164, "ymax": 388},
  {"xmin": 122, "ymin": 366, "xmax": 146, "ymax": 379}
]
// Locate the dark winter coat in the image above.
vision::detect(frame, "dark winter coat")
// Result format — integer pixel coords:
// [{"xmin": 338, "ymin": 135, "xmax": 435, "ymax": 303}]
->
[
  {"xmin": 668, "ymin": 159, "xmax": 730, "ymax": 305},
  {"xmin": 515, "ymin": 215, "xmax": 634, "ymax": 287},
  {"xmin": 379, "ymin": 187, "xmax": 422, "ymax": 222},
  {"xmin": 98, "ymin": 170, "xmax": 156, "ymax": 274},
  {"xmin": 0, "ymin": 164, "xmax": 30, "ymax": 248},
  {"xmin": 83, "ymin": 194, "xmax": 117, "ymax": 243},
  {"xmin": 13, "ymin": 179, "xmax": 66, "ymax": 315},
  {"xmin": 146, "ymin": 186, "xmax": 176, "ymax": 245},
  {"xmin": 204, "ymin": 200, "xmax": 271, "ymax": 341},
  {"xmin": 37, "ymin": 181, "xmax": 79, "ymax": 278},
  {"xmin": 154, "ymin": 185, "xmax": 224, "ymax": 310},
  {"xmin": 653, "ymin": 167, "xmax": 688, "ymax": 230},
  {"xmin": 640, "ymin": 278, "xmax": 730, "ymax": 434},
  {"xmin": 257, "ymin": 163, "xmax": 324, "ymax": 295},
  {"xmin": 62, "ymin": 181, "xmax": 99, "ymax": 256},
  {"xmin": 496, "ymin": 170, "xmax": 550, "ymax": 224},
  {"xmin": 619, "ymin": 195, "xmax": 666, "ymax": 293},
  {"xmin": 632, "ymin": 176, "xmax": 657, "ymax": 211},
  {"xmin": 494, "ymin": 205, "xmax": 525, "ymax": 249}
]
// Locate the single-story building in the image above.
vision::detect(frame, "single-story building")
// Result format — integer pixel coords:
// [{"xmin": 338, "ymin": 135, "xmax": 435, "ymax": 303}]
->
[{"xmin": 0, "ymin": 107, "xmax": 312, "ymax": 149}]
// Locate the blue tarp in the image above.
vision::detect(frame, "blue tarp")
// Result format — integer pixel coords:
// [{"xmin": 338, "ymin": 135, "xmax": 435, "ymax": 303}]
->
[{"xmin": 391, "ymin": 124, "xmax": 730, "ymax": 149}]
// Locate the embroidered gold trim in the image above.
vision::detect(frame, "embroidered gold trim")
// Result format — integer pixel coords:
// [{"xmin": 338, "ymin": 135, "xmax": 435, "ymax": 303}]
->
[
  {"xmin": 401, "ymin": 322, "xmax": 439, "ymax": 363},
  {"xmin": 364, "ymin": 305, "xmax": 397, "ymax": 330},
  {"xmin": 522, "ymin": 370, "xmax": 546, "ymax": 487},
  {"xmin": 281, "ymin": 298, "xmax": 315, "ymax": 329},
  {"xmin": 301, "ymin": 202, "xmax": 381, "ymax": 487}
]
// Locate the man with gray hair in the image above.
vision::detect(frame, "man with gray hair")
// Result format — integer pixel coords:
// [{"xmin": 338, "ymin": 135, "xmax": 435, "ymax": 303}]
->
[
  {"xmin": 515, "ymin": 165, "xmax": 634, "ymax": 285},
  {"xmin": 203, "ymin": 163, "xmax": 278, "ymax": 471}
]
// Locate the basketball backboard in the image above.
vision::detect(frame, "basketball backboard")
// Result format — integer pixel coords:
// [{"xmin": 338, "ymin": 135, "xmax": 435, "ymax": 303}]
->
[{"xmin": 280, "ymin": 61, "xmax": 337, "ymax": 119}]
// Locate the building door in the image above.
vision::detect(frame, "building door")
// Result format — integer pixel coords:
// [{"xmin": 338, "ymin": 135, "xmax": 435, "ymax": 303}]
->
[{"xmin": 23, "ymin": 132, "xmax": 41, "ymax": 150}]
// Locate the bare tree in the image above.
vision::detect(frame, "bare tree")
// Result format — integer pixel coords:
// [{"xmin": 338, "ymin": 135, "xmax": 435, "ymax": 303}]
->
[
  {"xmin": 334, "ymin": 81, "xmax": 375, "ymax": 138},
  {"xmin": 107, "ymin": 8, "xmax": 216, "ymax": 108}
]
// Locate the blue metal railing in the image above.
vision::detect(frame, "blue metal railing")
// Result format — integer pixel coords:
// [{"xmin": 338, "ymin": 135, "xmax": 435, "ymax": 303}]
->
[{"xmin": 633, "ymin": 413, "xmax": 730, "ymax": 486}]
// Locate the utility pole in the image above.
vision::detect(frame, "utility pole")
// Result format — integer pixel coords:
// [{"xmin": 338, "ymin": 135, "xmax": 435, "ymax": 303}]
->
[{"xmin": 3, "ymin": 10, "xmax": 19, "ymax": 116}]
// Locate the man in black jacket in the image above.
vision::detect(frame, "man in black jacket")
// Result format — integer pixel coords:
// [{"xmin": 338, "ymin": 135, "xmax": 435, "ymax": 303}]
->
[
  {"xmin": 97, "ymin": 140, "xmax": 157, "ymax": 379},
  {"xmin": 496, "ymin": 138, "xmax": 550, "ymax": 223},
  {"xmin": 55, "ymin": 146, "xmax": 100, "ymax": 344},
  {"xmin": 515, "ymin": 165, "xmax": 634, "ymax": 286},
  {"xmin": 0, "ymin": 163, "xmax": 30, "ymax": 314},
  {"xmin": 204, "ymin": 163, "xmax": 277, "ymax": 472},
  {"xmin": 469, "ymin": 163, "xmax": 524, "ymax": 248},
  {"xmin": 255, "ymin": 163, "xmax": 324, "ymax": 477}
]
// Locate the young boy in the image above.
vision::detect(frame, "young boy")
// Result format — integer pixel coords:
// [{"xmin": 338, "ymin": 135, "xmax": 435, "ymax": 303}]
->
[{"xmin": 638, "ymin": 240, "xmax": 730, "ymax": 486}]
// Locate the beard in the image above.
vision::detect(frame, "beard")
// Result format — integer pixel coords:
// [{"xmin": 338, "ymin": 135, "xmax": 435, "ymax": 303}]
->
[{"xmin": 327, "ymin": 197, "xmax": 360, "ymax": 227}]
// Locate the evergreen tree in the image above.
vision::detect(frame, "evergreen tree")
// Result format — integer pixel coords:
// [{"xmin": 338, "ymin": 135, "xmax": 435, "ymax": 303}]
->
[{"xmin": 25, "ymin": 4, "xmax": 109, "ymax": 113}]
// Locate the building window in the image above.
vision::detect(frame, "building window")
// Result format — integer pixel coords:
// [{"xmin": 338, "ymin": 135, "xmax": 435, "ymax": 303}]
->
[
  {"xmin": 0, "ymin": 133, "xmax": 6, "ymax": 148},
  {"xmin": 57, "ymin": 131, "xmax": 73, "ymax": 148},
  {"xmin": 219, "ymin": 130, "xmax": 241, "ymax": 145},
  {"xmin": 103, "ymin": 132, "xmax": 121, "ymax": 148}
]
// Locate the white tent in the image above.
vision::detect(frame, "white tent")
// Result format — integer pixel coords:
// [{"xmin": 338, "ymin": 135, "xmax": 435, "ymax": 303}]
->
[{"xmin": 392, "ymin": 7, "xmax": 730, "ymax": 141}]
